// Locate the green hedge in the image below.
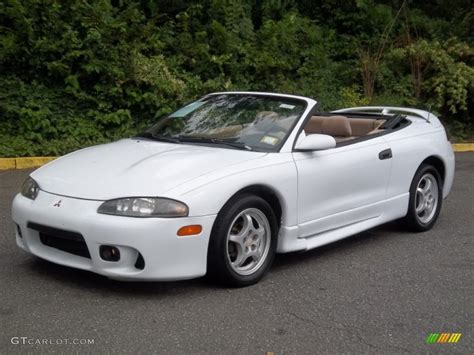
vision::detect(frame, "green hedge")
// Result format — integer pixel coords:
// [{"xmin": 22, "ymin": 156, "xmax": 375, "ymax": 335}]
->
[{"xmin": 0, "ymin": 0, "xmax": 472, "ymax": 157}]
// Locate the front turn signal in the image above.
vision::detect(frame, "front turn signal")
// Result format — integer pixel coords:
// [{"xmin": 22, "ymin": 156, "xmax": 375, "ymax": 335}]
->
[{"xmin": 177, "ymin": 225, "xmax": 202, "ymax": 237}]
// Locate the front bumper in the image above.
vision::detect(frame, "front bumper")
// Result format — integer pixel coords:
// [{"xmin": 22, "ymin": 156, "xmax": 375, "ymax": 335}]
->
[{"xmin": 12, "ymin": 191, "xmax": 216, "ymax": 281}]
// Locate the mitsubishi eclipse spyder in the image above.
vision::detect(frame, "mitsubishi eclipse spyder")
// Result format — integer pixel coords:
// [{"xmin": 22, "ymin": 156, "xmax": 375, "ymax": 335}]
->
[{"xmin": 12, "ymin": 92, "xmax": 455, "ymax": 286}]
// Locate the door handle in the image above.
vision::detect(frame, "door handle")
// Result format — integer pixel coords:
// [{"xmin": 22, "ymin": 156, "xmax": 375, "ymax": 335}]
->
[{"xmin": 379, "ymin": 148, "xmax": 392, "ymax": 160}]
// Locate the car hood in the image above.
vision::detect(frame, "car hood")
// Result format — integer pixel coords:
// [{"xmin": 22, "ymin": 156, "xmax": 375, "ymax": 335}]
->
[{"xmin": 32, "ymin": 139, "xmax": 267, "ymax": 200}]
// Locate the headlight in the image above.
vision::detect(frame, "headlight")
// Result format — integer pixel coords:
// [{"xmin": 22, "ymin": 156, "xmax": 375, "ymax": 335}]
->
[
  {"xmin": 21, "ymin": 177, "xmax": 40, "ymax": 200},
  {"xmin": 97, "ymin": 197, "xmax": 188, "ymax": 218}
]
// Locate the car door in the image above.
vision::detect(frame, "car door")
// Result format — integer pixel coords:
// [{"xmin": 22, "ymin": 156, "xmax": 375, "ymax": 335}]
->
[{"xmin": 293, "ymin": 136, "xmax": 392, "ymax": 238}]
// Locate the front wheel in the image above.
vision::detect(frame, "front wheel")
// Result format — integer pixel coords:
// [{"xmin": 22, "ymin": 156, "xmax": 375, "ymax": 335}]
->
[
  {"xmin": 402, "ymin": 164, "xmax": 443, "ymax": 232},
  {"xmin": 207, "ymin": 194, "xmax": 278, "ymax": 287}
]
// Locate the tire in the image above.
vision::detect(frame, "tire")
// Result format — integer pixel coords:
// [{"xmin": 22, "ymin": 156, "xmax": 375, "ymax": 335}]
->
[
  {"xmin": 207, "ymin": 193, "xmax": 279, "ymax": 287},
  {"xmin": 402, "ymin": 164, "xmax": 443, "ymax": 232}
]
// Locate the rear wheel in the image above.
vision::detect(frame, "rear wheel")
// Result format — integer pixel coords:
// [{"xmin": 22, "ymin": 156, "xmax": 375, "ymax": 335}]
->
[
  {"xmin": 207, "ymin": 194, "xmax": 278, "ymax": 287},
  {"xmin": 402, "ymin": 164, "xmax": 442, "ymax": 232}
]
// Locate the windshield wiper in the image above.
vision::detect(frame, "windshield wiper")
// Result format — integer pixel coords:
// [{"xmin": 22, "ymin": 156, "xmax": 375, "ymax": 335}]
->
[
  {"xmin": 135, "ymin": 133, "xmax": 253, "ymax": 150},
  {"xmin": 135, "ymin": 132, "xmax": 181, "ymax": 144},
  {"xmin": 178, "ymin": 136, "xmax": 253, "ymax": 151}
]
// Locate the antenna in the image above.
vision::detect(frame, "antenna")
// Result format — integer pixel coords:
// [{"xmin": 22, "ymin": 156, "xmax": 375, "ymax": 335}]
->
[{"xmin": 427, "ymin": 104, "xmax": 432, "ymax": 123}]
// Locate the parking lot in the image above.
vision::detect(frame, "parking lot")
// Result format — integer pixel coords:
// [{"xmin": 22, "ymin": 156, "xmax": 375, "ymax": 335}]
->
[{"xmin": 0, "ymin": 153, "xmax": 472, "ymax": 354}]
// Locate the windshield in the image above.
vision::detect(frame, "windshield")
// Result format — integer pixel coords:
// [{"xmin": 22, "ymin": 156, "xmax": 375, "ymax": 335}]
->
[{"xmin": 141, "ymin": 94, "xmax": 306, "ymax": 151}]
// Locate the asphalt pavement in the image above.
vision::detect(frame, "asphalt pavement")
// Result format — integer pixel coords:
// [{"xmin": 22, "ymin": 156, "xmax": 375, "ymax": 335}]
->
[{"xmin": 0, "ymin": 154, "xmax": 472, "ymax": 354}]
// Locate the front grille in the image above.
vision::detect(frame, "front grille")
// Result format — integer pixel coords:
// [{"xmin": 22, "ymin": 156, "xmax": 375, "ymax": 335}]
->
[
  {"xmin": 27, "ymin": 222, "xmax": 91, "ymax": 259},
  {"xmin": 39, "ymin": 233, "xmax": 91, "ymax": 258}
]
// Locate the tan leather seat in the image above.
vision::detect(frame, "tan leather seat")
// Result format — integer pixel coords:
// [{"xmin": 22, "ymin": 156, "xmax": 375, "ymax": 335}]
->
[
  {"xmin": 350, "ymin": 118, "xmax": 381, "ymax": 136},
  {"xmin": 305, "ymin": 116, "xmax": 385, "ymax": 140},
  {"xmin": 320, "ymin": 116, "xmax": 352, "ymax": 139}
]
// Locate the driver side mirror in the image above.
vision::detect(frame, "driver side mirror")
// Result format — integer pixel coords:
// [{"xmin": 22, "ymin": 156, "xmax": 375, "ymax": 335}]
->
[{"xmin": 295, "ymin": 133, "xmax": 336, "ymax": 151}]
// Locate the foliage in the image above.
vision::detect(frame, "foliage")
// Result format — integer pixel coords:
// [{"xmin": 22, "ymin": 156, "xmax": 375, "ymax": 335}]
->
[{"xmin": 0, "ymin": 0, "xmax": 473, "ymax": 157}]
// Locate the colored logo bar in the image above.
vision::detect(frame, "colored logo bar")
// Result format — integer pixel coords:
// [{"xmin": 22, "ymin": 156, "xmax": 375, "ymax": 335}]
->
[{"xmin": 426, "ymin": 333, "xmax": 462, "ymax": 344}]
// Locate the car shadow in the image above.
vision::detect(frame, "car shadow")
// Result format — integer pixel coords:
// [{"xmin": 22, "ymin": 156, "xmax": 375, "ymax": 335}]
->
[
  {"xmin": 24, "ymin": 220, "xmax": 407, "ymax": 295},
  {"xmin": 25, "ymin": 258, "xmax": 215, "ymax": 297}
]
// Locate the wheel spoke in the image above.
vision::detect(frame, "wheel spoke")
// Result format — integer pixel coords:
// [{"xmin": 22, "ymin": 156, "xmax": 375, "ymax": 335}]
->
[
  {"xmin": 422, "ymin": 178, "xmax": 432, "ymax": 194},
  {"xmin": 415, "ymin": 187, "xmax": 425, "ymax": 214},
  {"xmin": 232, "ymin": 249, "xmax": 247, "ymax": 267},
  {"xmin": 415, "ymin": 202, "xmax": 425, "ymax": 214},
  {"xmin": 417, "ymin": 187, "xmax": 425, "ymax": 197},
  {"xmin": 229, "ymin": 233, "xmax": 245, "ymax": 247},
  {"xmin": 247, "ymin": 248, "xmax": 262, "ymax": 262},
  {"xmin": 239, "ymin": 214, "xmax": 253, "ymax": 237}
]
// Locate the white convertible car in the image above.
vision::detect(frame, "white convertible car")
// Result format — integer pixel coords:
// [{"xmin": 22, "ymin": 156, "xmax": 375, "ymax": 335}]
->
[{"xmin": 12, "ymin": 92, "xmax": 455, "ymax": 286}]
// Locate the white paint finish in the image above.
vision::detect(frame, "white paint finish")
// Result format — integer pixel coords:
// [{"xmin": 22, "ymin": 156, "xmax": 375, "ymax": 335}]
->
[
  {"xmin": 383, "ymin": 123, "xmax": 455, "ymax": 199},
  {"xmin": 11, "ymin": 94, "xmax": 456, "ymax": 281},
  {"xmin": 31, "ymin": 138, "xmax": 268, "ymax": 201},
  {"xmin": 294, "ymin": 133, "xmax": 336, "ymax": 151},
  {"xmin": 175, "ymin": 152, "xmax": 298, "ymax": 224},
  {"xmin": 293, "ymin": 136, "xmax": 391, "ymax": 234},
  {"xmin": 13, "ymin": 191, "xmax": 216, "ymax": 280}
]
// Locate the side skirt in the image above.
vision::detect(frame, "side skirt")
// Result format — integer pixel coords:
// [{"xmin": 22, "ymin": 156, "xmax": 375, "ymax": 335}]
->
[{"xmin": 277, "ymin": 193, "xmax": 409, "ymax": 253}]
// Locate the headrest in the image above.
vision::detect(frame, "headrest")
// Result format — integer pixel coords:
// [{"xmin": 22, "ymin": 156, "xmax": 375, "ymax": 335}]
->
[
  {"xmin": 305, "ymin": 116, "xmax": 327, "ymax": 134},
  {"xmin": 321, "ymin": 116, "xmax": 352, "ymax": 137}
]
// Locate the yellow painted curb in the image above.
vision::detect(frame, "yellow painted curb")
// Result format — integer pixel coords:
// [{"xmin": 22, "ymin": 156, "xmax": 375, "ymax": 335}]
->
[
  {"xmin": 452, "ymin": 143, "xmax": 474, "ymax": 152},
  {"xmin": 0, "ymin": 157, "xmax": 56, "ymax": 170},
  {"xmin": 0, "ymin": 143, "xmax": 473, "ymax": 170},
  {"xmin": 0, "ymin": 158, "xmax": 17, "ymax": 170}
]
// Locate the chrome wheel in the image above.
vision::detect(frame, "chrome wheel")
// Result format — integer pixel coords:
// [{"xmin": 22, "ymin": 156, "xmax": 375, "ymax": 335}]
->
[
  {"xmin": 415, "ymin": 173, "xmax": 439, "ymax": 224},
  {"xmin": 226, "ymin": 208, "xmax": 271, "ymax": 276}
]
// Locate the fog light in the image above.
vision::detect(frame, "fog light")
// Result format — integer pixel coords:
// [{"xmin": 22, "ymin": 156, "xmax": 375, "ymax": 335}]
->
[{"xmin": 100, "ymin": 245, "xmax": 120, "ymax": 262}]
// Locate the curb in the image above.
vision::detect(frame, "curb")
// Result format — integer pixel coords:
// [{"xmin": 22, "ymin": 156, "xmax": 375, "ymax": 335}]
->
[
  {"xmin": 1, "ymin": 144, "xmax": 473, "ymax": 170},
  {"xmin": 452, "ymin": 143, "xmax": 474, "ymax": 152},
  {"xmin": 0, "ymin": 157, "xmax": 56, "ymax": 170}
]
